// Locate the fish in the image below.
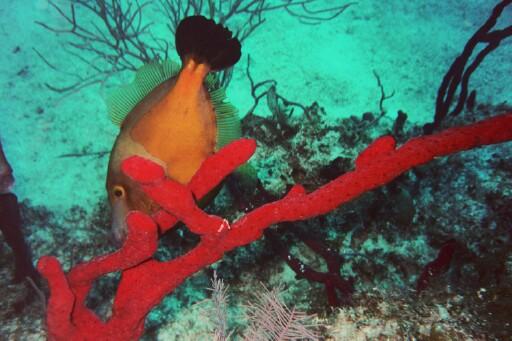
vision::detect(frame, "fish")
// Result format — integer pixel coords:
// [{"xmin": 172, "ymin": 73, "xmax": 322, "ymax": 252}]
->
[{"xmin": 105, "ymin": 16, "xmax": 242, "ymax": 244}]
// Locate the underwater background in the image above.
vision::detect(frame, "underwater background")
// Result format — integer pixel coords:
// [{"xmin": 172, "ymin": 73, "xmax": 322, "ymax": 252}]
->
[{"xmin": 0, "ymin": 0, "xmax": 511, "ymax": 340}]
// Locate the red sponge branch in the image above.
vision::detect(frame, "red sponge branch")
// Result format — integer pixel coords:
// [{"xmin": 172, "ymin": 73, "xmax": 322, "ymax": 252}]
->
[{"xmin": 38, "ymin": 113, "xmax": 512, "ymax": 340}]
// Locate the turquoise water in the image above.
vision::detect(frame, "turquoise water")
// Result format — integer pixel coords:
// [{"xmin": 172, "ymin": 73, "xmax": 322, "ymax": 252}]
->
[{"xmin": 0, "ymin": 1, "xmax": 511, "ymax": 339}]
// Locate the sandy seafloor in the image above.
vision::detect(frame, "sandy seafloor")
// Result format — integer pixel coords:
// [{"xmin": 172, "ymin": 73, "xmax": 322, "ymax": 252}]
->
[
  {"xmin": 1, "ymin": 0, "xmax": 510, "ymax": 213},
  {"xmin": 0, "ymin": 0, "xmax": 511, "ymax": 340}
]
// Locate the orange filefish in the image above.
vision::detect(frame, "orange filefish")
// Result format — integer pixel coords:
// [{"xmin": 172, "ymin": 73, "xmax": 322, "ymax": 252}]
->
[{"xmin": 106, "ymin": 16, "xmax": 242, "ymax": 244}]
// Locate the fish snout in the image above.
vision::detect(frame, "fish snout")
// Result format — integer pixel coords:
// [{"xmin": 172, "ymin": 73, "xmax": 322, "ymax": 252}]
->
[
  {"xmin": 110, "ymin": 222, "xmax": 127, "ymax": 247},
  {"xmin": 110, "ymin": 185, "xmax": 130, "ymax": 246}
]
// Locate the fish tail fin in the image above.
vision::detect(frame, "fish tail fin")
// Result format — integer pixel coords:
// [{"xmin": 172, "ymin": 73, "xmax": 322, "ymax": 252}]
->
[{"xmin": 175, "ymin": 16, "xmax": 241, "ymax": 71}]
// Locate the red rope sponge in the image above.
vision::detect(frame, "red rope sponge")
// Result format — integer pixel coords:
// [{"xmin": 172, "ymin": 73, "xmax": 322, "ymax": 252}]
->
[{"xmin": 38, "ymin": 113, "xmax": 512, "ymax": 340}]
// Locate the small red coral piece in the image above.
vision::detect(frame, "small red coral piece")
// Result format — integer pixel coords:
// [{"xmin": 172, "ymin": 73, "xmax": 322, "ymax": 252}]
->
[{"xmin": 416, "ymin": 239, "xmax": 458, "ymax": 293}]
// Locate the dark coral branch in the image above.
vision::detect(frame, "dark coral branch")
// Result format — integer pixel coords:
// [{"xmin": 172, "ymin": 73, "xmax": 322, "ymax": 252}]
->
[
  {"xmin": 159, "ymin": 0, "xmax": 354, "ymax": 38},
  {"xmin": 244, "ymin": 54, "xmax": 275, "ymax": 117},
  {"xmin": 266, "ymin": 226, "xmax": 355, "ymax": 307},
  {"xmin": 426, "ymin": 0, "xmax": 512, "ymax": 133},
  {"xmin": 35, "ymin": 0, "xmax": 167, "ymax": 95},
  {"xmin": 244, "ymin": 54, "xmax": 306, "ymax": 122},
  {"xmin": 37, "ymin": 0, "xmax": 353, "ymax": 93}
]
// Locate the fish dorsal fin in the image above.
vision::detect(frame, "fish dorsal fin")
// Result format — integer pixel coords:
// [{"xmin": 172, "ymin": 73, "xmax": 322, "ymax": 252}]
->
[
  {"xmin": 106, "ymin": 60, "xmax": 180, "ymax": 126},
  {"xmin": 107, "ymin": 60, "xmax": 241, "ymax": 149},
  {"xmin": 205, "ymin": 74, "xmax": 241, "ymax": 149},
  {"xmin": 207, "ymin": 74, "xmax": 253, "ymax": 183}
]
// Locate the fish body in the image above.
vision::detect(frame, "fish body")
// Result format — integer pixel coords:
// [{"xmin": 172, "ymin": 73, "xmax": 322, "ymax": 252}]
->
[
  {"xmin": 131, "ymin": 61, "xmax": 216, "ymax": 183},
  {"xmin": 106, "ymin": 16, "xmax": 241, "ymax": 243}
]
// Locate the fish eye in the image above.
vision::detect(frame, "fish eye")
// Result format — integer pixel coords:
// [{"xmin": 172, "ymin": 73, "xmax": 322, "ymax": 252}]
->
[{"xmin": 113, "ymin": 185, "xmax": 125, "ymax": 198}]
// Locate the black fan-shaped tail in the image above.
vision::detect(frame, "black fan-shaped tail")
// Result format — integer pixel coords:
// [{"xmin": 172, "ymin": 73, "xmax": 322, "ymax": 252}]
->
[{"xmin": 175, "ymin": 16, "xmax": 241, "ymax": 71}]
